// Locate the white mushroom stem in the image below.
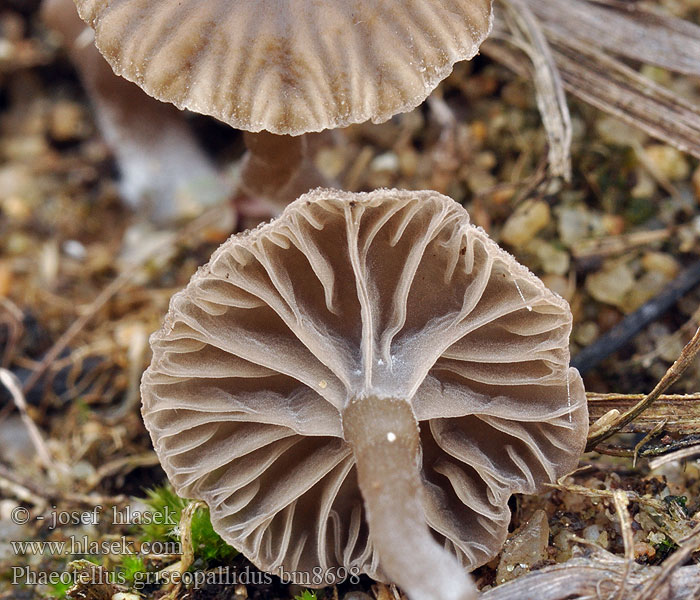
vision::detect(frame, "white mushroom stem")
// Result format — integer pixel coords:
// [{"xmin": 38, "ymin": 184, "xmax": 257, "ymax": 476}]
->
[
  {"xmin": 240, "ymin": 132, "xmax": 330, "ymax": 211},
  {"xmin": 41, "ymin": 0, "xmax": 231, "ymax": 224},
  {"xmin": 343, "ymin": 396, "xmax": 478, "ymax": 600}
]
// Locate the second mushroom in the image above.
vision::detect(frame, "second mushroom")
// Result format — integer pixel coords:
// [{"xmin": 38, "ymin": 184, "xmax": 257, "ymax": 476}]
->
[
  {"xmin": 141, "ymin": 189, "xmax": 587, "ymax": 600},
  {"xmin": 72, "ymin": 0, "xmax": 493, "ymax": 210}
]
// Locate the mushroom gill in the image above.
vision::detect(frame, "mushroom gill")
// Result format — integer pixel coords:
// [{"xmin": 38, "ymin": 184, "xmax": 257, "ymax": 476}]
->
[{"xmin": 141, "ymin": 188, "xmax": 587, "ymax": 599}]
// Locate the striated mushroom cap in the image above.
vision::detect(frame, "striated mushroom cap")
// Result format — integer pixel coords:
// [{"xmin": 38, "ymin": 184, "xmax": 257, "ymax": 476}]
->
[
  {"xmin": 141, "ymin": 188, "xmax": 586, "ymax": 594},
  {"xmin": 73, "ymin": 0, "xmax": 493, "ymax": 135}
]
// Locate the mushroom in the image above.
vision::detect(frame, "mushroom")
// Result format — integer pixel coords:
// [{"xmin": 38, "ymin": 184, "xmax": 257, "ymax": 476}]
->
[
  {"xmin": 141, "ymin": 188, "xmax": 587, "ymax": 599},
  {"xmin": 42, "ymin": 0, "xmax": 232, "ymax": 223},
  {"xmin": 238, "ymin": 131, "xmax": 329, "ymax": 212},
  {"xmin": 72, "ymin": 0, "xmax": 493, "ymax": 209}
]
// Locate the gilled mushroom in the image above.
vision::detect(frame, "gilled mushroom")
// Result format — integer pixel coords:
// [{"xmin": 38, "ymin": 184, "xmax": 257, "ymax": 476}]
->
[
  {"xmin": 73, "ymin": 0, "xmax": 493, "ymax": 208},
  {"xmin": 141, "ymin": 188, "xmax": 587, "ymax": 599},
  {"xmin": 238, "ymin": 131, "xmax": 329, "ymax": 212},
  {"xmin": 42, "ymin": 0, "xmax": 232, "ymax": 223}
]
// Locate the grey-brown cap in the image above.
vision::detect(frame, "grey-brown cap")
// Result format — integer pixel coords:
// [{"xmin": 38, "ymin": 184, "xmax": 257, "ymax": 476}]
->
[
  {"xmin": 73, "ymin": 0, "xmax": 493, "ymax": 135},
  {"xmin": 141, "ymin": 188, "xmax": 586, "ymax": 598}
]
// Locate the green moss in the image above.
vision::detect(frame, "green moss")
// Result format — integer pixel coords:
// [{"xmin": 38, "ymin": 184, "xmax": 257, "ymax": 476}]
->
[
  {"xmin": 119, "ymin": 555, "xmax": 146, "ymax": 587},
  {"xmin": 294, "ymin": 591, "xmax": 318, "ymax": 600},
  {"xmin": 188, "ymin": 506, "xmax": 238, "ymax": 567},
  {"xmin": 139, "ymin": 485, "xmax": 238, "ymax": 567},
  {"xmin": 624, "ymin": 196, "xmax": 656, "ymax": 225},
  {"xmin": 43, "ymin": 578, "xmax": 72, "ymax": 599},
  {"xmin": 140, "ymin": 484, "xmax": 189, "ymax": 542},
  {"xmin": 652, "ymin": 534, "xmax": 678, "ymax": 561}
]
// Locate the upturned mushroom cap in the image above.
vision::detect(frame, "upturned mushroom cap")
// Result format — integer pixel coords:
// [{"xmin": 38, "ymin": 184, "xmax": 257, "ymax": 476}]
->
[
  {"xmin": 141, "ymin": 188, "xmax": 587, "ymax": 597},
  {"xmin": 73, "ymin": 0, "xmax": 493, "ymax": 135}
]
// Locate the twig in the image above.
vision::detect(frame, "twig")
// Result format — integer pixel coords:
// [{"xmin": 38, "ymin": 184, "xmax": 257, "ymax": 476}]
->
[
  {"xmin": 21, "ymin": 205, "xmax": 230, "ymax": 396},
  {"xmin": 179, "ymin": 501, "xmax": 206, "ymax": 573},
  {"xmin": 158, "ymin": 500, "xmax": 206, "ymax": 600},
  {"xmin": 586, "ymin": 327, "xmax": 700, "ymax": 450},
  {"xmin": 0, "ymin": 368, "xmax": 69, "ymax": 479},
  {"xmin": 572, "ymin": 260, "xmax": 700, "ymax": 374},
  {"xmin": 594, "ymin": 436, "xmax": 700, "ymax": 459},
  {"xmin": 587, "ymin": 392, "xmax": 700, "ymax": 434},
  {"xmin": 0, "ymin": 463, "xmax": 46, "ymax": 507},
  {"xmin": 497, "ymin": 0, "xmax": 572, "ymax": 180},
  {"xmin": 0, "ymin": 462, "xmax": 127, "ymax": 508},
  {"xmin": 613, "ymin": 491, "xmax": 634, "ymax": 600},
  {"xmin": 478, "ymin": 551, "xmax": 700, "ymax": 599},
  {"xmin": 632, "ymin": 419, "xmax": 666, "ymax": 468},
  {"xmin": 86, "ymin": 452, "xmax": 160, "ymax": 490},
  {"xmin": 649, "ymin": 445, "xmax": 700, "ymax": 470},
  {"xmin": 571, "ymin": 228, "xmax": 672, "ymax": 261}
]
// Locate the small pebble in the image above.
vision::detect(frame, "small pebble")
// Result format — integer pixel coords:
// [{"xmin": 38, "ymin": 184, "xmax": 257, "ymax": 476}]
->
[
  {"xmin": 582, "ymin": 524, "xmax": 601, "ymax": 542},
  {"xmin": 398, "ymin": 147, "xmax": 419, "ymax": 178},
  {"xmin": 634, "ymin": 542, "xmax": 656, "ymax": 559},
  {"xmin": 50, "ymin": 100, "xmax": 90, "ymax": 142},
  {"xmin": 641, "ymin": 251, "xmax": 679, "ymax": 279},
  {"xmin": 622, "ymin": 271, "xmax": 670, "ymax": 313},
  {"xmin": 574, "ymin": 322, "xmax": 599, "ymax": 346},
  {"xmin": 530, "ymin": 239, "xmax": 570, "ymax": 276},
  {"xmin": 596, "ymin": 116, "xmax": 647, "ymax": 147},
  {"xmin": 370, "ymin": 151, "xmax": 400, "ymax": 173},
  {"xmin": 585, "ymin": 261, "xmax": 635, "ymax": 308},
  {"xmin": 63, "ymin": 239, "xmax": 87, "ymax": 261},
  {"xmin": 501, "ymin": 200, "xmax": 551, "ymax": 247},
  {"xmin": 496, "ymin": 510, "xmax": 549, "ymax": 583},
  {"xmin": 557, "ymin": 206, "xmax": 604, "ymax": 247},
  {"xmin": 644, "ymin": 144, "xmax": 690, "ymax": 181}
]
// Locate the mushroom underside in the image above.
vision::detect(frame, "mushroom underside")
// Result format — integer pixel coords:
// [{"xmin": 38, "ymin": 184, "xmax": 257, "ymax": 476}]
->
[{"xmin": 141, "ymin": 189, "xmax": 587, "ymax": 598}]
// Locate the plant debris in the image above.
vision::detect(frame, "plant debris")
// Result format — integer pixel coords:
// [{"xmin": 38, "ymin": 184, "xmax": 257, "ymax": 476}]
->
[{"xmin": 1, "ymin": 2, "xmax": 700, "ymax": 600}]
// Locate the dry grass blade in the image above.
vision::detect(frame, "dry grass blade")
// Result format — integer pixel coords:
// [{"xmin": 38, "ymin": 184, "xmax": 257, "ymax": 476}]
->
[
  {"xmin": 486, "ymin": 2, "xmax": 700, "ymax": 161},
  {"xmin": 593, "ymin": 436, "xmax": 700, "ymax": 459},
  {"xmin": 497, "ymin": 0, "xmax": 572, "ymax": 180},
  {"xmin": 21, "ymin": 205, "xmax": 231, "ymax": 396},
  {"xmin": 550, "ymin": 36, "xmax": 700, "ymax": 159},
  {"xmin": 586, "ymin": 327, "xmax": 700, "ymax": 450},
  {"xmin": 548, "ymin": 477, "xmax": 667, "ymax": 511},
  {"xmin": 632, "ymin": 419, "xmax": 666, "ymax": 467},
  {"xmin": 0, "ymin": 368, "xmax": 68, "ymax": 477},
  {"xmin": 478, "ymin": 551, "xmax": 700, "ymax": 599},
  {"xmin": 613, "ymin": 490, "xmax": 634, "ymax": 600},
  {"xmin": 85, "ymin": 452, "xmax": 160, "ymax": 491},
  {"xmin": 649, "ymin": 444, "xmax": 700, "ymax": 470},
  {"xmin": 527, "ymin": 0, "xmax": 700, "ymax": 77},
  {"xmin": 0, "ymin": 298, "xmax": 23, "ymax": 369}
]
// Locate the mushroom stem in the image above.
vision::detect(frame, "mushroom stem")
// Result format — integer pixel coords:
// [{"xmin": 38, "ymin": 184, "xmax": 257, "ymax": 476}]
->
[
  {"xmin": 240, "ymin": 132, "xmax": 330, "ymax": 211},
  {"xmin": 41, "ymin": 0, "xmax": 231, "ymax": 223},
  {"xmin": 342, "ymin": 396, "xmax": 478, "ymax": 600}
]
